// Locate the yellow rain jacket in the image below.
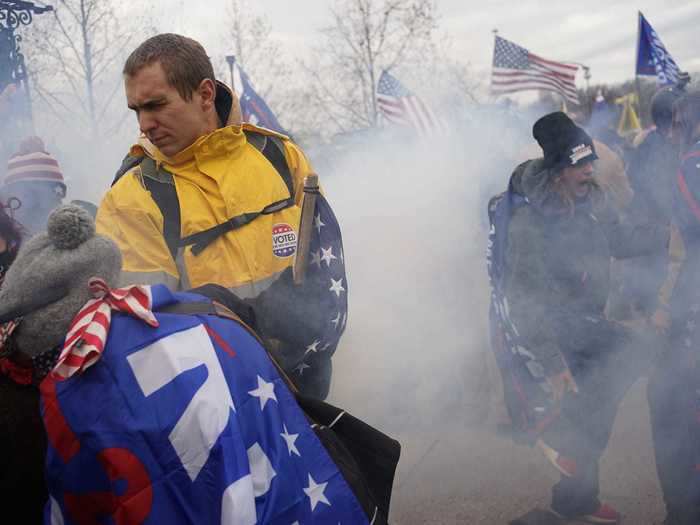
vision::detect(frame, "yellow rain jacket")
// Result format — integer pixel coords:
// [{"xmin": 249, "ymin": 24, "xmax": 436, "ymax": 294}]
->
[{"xmin": 96, "ymin": 95, "xmax": 312, "ymax": 297}]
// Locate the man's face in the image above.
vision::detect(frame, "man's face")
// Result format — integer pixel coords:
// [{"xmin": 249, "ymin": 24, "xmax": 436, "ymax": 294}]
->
[
  {"xmin": 125, "ymin": 62, "xmax": 212, "ymax": 157},
  {"xmin": 560, "ymin": 161, "xmax": 595, "ymax": 199}
]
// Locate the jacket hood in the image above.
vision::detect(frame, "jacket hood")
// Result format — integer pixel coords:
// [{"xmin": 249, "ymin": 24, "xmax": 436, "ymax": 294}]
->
[
  {"xmin": 510, "ymin": 158, "xmax": 603, "ymax": 216},
  {"xmin": 510, "ymin": 158, "xmax": 557, "ymax": 211}
]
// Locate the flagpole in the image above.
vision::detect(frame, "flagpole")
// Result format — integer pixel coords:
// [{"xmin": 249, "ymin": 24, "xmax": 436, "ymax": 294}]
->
[
  {"xmin": 225, "ymin": 55, "xmax": 237, "ymax": 91},
  {"xmin": 634, "ymin": 12, "xmax": 642, "ymax": 112},
  {"xmin": 491, "ymin": 28, "xmax": 498, "ymax": 103}
]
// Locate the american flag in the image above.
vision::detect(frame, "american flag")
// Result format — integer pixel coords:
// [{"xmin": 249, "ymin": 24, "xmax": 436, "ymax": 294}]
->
[
  {"xmin": 376, "ymin": 70, "xmax": 445, "ymax": 135},
  {"xmin": 51, "ymin": 278, "xmax": 158, "ymax": 380},
  {"xmin": 491, "ymin": 36, "xmax": 580, "ymax": 105}
]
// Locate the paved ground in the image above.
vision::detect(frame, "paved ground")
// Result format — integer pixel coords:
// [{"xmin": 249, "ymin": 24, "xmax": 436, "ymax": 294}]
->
[{"xmin": 322, "ymin": 142, "xmax": 666, "ymax": 524}]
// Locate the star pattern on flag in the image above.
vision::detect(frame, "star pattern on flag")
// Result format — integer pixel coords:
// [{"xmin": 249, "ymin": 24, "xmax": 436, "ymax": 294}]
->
[
  {"xmin": 329, "ymin": 278, "xmax": 345, "ymax": 297},
  {"xmin": 248, "ymin": 375, "xmax": 277, "ymax": 410},
  {"xmin": 321, "ymin": 246, "xmax": 337, "ymax": 267},
  {"xmin": 294, "ymin": 362, "xmax": 311, "ymax": 375},
  {"xmin": 280, "ymin": 424, "xmax": 301, "ymax": 457},
  {"xmin": 304, "ymin": 474, "xmax": 331, "ymax": 511},
  {"xmin": 314, "ymin": 213, "xmax": 325, "ymax": 235},
  {"xmin": 493, "ymin": 36, "xmax": 529, "ymax": 69},
  {"xmin": 305, "ymin": 340, "xmax": 321, "ymax": 356},
  {"xmin": 300, "ymin": 192, "xmax": 348, "ymax": 367}
]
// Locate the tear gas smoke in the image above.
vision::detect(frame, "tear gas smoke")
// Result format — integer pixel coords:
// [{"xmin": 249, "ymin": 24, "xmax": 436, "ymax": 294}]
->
[{"xmin": 317, "ymin": 106, "xmax": 667, "ymax": 523}]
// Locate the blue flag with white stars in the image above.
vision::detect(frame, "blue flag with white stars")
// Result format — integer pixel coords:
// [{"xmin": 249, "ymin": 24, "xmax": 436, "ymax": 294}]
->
[
  {"xmin": 42, "ymin": 284, "xmax": 368, "ymax": 524},
  {"xmin": 636, "ymin": 11, "xmax": 682, "ymax": 85},
  {"xmin": 292, "ymin": 193, "xmax": 348, "ymax": 379}
]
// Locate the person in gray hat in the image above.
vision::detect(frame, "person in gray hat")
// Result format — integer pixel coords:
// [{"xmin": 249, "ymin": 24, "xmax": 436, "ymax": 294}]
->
[{"xmin": 0, "ymin": 204, "xmax": 121, "ymax": 522}]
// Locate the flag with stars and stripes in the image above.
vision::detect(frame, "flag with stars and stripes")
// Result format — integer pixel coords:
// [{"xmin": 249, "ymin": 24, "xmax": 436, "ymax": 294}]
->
[
  {"xmin": 41, "ymin": 284, "xmax": 395, "ymax": 524},
  {"xmin": 636, "ymin": 11, "xmax": 682, "ymax": 86},
  {"xmin": 376, "ymin": 70, "xmax": 446, "ymax": 135},
  {"xmin": 491, "ymin": 35, "xmax": 580, "ymax": 105}
]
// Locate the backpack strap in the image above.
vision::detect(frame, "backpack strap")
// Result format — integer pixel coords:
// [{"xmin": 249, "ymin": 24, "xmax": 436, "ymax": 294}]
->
[
  {"xmin": 180, "ymin": 130, "xmax": 296, "ymax": 255},
  {"xmin": 110, "ymin": 130, "xmax": 296, "ymax": 261},
  {"xmin": 140, "ymin": 158, "xmax": 182, "ymax": 262}
]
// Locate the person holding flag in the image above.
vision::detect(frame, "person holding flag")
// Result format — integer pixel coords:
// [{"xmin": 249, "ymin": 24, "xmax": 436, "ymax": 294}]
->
[{"xmin": 96, "ymin": 34, "xmax": 347, "ymax": 400}]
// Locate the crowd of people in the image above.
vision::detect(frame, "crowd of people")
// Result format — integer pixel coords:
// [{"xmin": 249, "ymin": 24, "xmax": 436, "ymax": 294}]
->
[
  {"xmin": 490, "ymin": 80, "xmax": 700, "ymax": 524},
  {"xmin": 0, "ymin": 25, "xmax": 699, "ymax": 525}
]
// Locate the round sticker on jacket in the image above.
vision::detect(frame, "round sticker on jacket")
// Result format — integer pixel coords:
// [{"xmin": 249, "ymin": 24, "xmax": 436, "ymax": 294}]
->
[{"xmin": 272, "ymin": 223, "xmax": 297, "ymax": 258}]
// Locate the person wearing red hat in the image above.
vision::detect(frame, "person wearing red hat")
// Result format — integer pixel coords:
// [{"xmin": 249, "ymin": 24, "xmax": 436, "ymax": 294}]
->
[{"xmin": 0, "ymin": 136, "xmax": 67, "ymax": 235}]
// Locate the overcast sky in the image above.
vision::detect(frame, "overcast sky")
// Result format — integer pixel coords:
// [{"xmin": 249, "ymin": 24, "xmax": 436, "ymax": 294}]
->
[{"xmin": 159, "ymin": 0, "xmax": 699, "ymax": 89}]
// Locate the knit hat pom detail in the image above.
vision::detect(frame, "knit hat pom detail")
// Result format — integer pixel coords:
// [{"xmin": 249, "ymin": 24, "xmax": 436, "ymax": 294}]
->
[
  {"xmin": 15, "ymin": 136, "xmax": 47, "ymax": 156},
  {"xmin": 47, "ymin": 205, "xmax": 94, "ymax": 250}
]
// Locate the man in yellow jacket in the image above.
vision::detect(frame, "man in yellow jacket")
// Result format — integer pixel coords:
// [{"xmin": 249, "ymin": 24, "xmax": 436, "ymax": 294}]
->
[{"xmin": 96, "ymin": 34, "xmax": 335, "ymax": 398}]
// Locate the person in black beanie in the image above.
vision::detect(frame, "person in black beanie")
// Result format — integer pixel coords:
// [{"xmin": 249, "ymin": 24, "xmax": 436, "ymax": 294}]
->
[{"xmin": 497, "ymin": 112, "xmax": 669, "ymax": 523}]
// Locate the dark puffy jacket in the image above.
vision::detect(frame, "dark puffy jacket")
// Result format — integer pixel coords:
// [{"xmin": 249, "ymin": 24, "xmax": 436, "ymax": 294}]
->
[
  {"xmin": 616, "ymin": 130, "xmax": 678, "ymax": 316},
  {"xmin": 504, "ymin": 159, "xmax": 669, "ymax": 375},
  {"xmin": 627, "ymin": 130, "xmax": 677, "ymax": 227},
  {"xmin": 671, "ymin": 140, "xmax": 700, "ymax": 315}
]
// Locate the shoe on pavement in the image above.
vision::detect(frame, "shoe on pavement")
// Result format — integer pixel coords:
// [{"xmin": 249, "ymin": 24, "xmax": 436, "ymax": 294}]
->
[
  {"xmin": 581, "ymin": 503, "xmax": 621, "ymax": 524},
  {"xmin": 536, "ymin": 438, "xmax": 577, "ymax": 477},
  {"xmin": 551, "ymin": 503, "xmax": 621, "ymax": 524}
]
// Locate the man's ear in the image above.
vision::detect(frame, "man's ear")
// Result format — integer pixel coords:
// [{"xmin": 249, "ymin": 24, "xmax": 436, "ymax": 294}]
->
[{"xmin": 198, "ymin": 78, "xmax": 217, "ymax": 112}]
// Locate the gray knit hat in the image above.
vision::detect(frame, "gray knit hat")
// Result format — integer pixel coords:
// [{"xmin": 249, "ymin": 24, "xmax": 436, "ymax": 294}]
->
[{"xmin": 0, "ymin": 205, "xmax": 122, "ymax": 358}]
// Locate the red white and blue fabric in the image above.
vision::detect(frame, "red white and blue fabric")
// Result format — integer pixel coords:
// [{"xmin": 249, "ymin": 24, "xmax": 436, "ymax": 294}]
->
[
  {"xmin": 41, "ymin": 284, "xmax": 369, "ymax": 524},
  {"xmin": 51, "ymin": 278, "xmax": 157, "ymax": 380},
  {"xmin": 487, "ymin": 185, "xmax": 557, "ymax": 442},
  {"xmin": 491, "ymin": 35, "xmax": 580, "ymax": 104}
]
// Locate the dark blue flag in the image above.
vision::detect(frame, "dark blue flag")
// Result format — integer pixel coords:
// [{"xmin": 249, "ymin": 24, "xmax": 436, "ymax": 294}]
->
[
  {"xmin": 291, "ymin": 193, "xmax": 348, "ymax": 379},
  {"xmin": 487, "ymin": 186, "xmax": 557, "ymax": 443},
  {"xmin": 636, "ymin": 11, "xmax": 681, "ymax": 85},
  {"xmin": 42, "ymin": 284, "xmax": 371, "ymax": 524},
  {"xmin": 233, "ymin": 61, "xmax": 288, "ymax": 135}
]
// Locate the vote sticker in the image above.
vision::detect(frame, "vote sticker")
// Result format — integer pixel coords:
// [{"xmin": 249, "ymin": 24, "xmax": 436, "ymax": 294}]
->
[{"xmin": 272, "ymin": 223, "xmax": 297, "ymax": 258}]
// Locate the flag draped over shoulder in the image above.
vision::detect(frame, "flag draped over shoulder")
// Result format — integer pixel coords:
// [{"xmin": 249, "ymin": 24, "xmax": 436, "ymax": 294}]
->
[
  {"xmin": 491, "ymin": 35, "xmax": 580, "ymax": 105},
  {"xmin": 41, "ymin": 284, "xmax": 396, "ymax": 524},
  {"xmin": 636, "ymin": 11, "xmax": 682, "ymax": 86},
  {"xmin": 291, "ymin": 192, "xmax": 348, "ymax": 379},
  {"xmin": 487, "ymin": 188, "xmax": 557, "ymax": 443},
  {"xmin": 232, "ymin": 60, "xmax": 288, "ymax": 135},
  {"xmin": 376, "ymin": 70, "xmax": 446, "ymax": 136}
]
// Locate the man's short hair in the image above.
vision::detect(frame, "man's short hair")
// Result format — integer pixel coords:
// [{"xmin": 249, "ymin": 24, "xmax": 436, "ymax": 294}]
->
[{"xmin": 123, "ymin": 33, "xmax": 215, "ymax": 101}]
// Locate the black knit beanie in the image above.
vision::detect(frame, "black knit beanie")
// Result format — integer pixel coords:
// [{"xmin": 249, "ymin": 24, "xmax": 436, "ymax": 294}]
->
[{"xmin": 533, "ymin": 112, "xmax": 598, "ymax": 169}]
